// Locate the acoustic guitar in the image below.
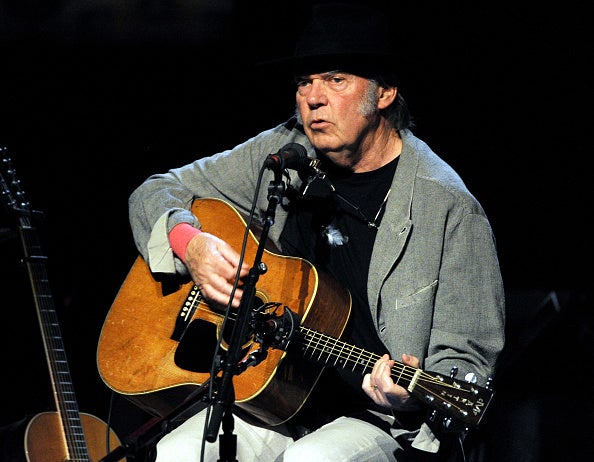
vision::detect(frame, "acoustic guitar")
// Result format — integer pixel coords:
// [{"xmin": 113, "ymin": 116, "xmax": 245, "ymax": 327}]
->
[
  {"xmin": 97, "ymin": 197, "xmax": 494, "ymax": 432},
  {"xmin": 0, "ymin": 149, "xmax": 125, "ymax": 462}
]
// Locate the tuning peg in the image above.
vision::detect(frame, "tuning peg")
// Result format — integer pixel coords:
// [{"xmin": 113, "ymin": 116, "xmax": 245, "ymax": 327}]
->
[
  {"xmin": 464, "ymin": 372, "xmax": 477, "ymax": 383},
  {"xmin": 428, "ymin": 409, "xmax": 438, "ymax": 423}
]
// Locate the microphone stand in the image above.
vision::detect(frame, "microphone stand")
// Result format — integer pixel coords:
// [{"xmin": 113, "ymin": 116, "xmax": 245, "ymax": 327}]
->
[
  {"xmin": 205, "ymin": 168, "xmax": 287, "ymax": 460},
  {"xmin": 101, "ymin": 168, "xmax": 289, "ymax": 462}
]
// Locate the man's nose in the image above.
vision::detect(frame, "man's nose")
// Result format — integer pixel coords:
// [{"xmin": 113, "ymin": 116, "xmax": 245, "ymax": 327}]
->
[{"xmin": 307, "ymin": 79, "xmax": 328, "ymax": 107}]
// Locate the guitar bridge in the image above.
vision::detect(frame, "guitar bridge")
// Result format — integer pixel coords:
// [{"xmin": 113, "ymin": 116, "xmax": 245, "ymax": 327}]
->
[{"xmin": 171, "ymin": 284, "xmax": 203, "ymax": 341}]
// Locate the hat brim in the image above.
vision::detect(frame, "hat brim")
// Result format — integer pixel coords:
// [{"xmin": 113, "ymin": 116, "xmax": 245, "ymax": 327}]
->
[{"xmin": 257, "ymin": 51, "xmax": 399, "ymax": 80}]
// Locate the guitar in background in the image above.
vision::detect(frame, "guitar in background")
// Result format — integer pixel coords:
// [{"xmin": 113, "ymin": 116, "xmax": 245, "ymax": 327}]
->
[{"xmin": 0, "ymin": 148, "xmax": 126, "ymax": 462}]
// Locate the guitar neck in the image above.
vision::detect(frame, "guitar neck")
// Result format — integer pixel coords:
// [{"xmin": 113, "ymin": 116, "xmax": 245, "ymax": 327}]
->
[
  {"xmin": 294, "ymin": 325, "xmax": 493, "ymax": 429},
  {"xmin": 19, "ymin": 216, "xmax": 90, "ymax": 460},
  {"xmin": 297, "ymin": 326, "xmax": 415, "ymax": 387}
]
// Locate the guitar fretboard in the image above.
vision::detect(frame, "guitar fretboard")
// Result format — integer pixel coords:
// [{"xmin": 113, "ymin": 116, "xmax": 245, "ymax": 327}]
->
[
  {"xmin": 293, "ymin": 325, "xmax": 492, "ymax": 428},
  {"xmin": 297, "ymin": 326, "xmax": 415, "ymax": 388},
  {"xmin": 20, "ymin": 222, "xmax": 91, "ymax": 461}
]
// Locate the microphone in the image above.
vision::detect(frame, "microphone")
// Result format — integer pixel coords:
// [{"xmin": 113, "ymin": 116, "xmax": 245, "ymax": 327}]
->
[
  {"xmin": 252, "ymin": 304, "xmax": 300, "ymax": 350},
  {"xmin": 264, "ymin": 143, "xmax": 310, "ymax": 172}
]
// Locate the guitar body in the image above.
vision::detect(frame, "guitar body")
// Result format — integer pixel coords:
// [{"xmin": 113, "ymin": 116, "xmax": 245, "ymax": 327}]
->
[
  {"xmin": 1, "ymin": 412, "xmax": 123, "ymax": 462},
  {"xmin": 25, "ymin": 412, "xmax": 123, "ymax": 462},
  {"xmin": 97, "ymin": 197, "xmax": 352, "ymax": 425}
]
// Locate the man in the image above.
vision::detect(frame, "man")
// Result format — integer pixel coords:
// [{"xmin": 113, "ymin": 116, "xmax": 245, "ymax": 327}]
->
[{"xmin": 127, "ymin": 3, "xmax": 505, "ymax": 461}]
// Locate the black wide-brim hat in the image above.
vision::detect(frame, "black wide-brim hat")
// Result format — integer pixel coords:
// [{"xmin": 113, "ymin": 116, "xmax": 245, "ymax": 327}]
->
[{"xmin": 260, "ymin": 2, "xmax": 400, "ymax": 79}]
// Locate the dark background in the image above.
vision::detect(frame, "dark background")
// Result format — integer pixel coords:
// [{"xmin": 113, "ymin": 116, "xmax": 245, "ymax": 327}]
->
[{"xmin": 0, "ymin": 1, "xmax": 592, "ymax": 461}]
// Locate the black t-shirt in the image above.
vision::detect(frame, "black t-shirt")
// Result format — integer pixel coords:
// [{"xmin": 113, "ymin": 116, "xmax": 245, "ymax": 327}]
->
[{"xmin": 279, "ymin": 156, "xmax": 399, "ymax": 428}]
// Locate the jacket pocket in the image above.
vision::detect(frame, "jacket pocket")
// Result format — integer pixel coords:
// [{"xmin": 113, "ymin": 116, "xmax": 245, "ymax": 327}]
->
[{"xmin": 396, "ymin": 279, "xmax": 438, "ymax": 310}]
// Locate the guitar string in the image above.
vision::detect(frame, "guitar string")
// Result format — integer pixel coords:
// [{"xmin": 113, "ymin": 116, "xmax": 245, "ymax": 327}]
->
[
  {"xmin": 299, "ymin": 328, "xmax": 480, "ymax": 391},
  {"xmin": 297, "ymin": 329, "xmax": 475, "ymax": 420},
  {"xmin": 303, "ymin": 331, "xmax": 450, "ymax": 387},
  {"xmin": 297, "ymin": 328, "xmax": 479, "ymax": 420},
  {"xmin": 300, "ymin": 327, "xmax": 431, "ymax": 382}
]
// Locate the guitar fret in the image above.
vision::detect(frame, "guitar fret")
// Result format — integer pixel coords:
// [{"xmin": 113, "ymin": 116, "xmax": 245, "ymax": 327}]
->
[
  {"xmin": 312, "ymin": 331, "xmax": 324, "ymax": 360},
  {"xmin": 393, "ymin": 364, "xmax": 405, "ymax": 385},
  {"xmin": 363, "ymin": 353, "xmax": 374, "ymax": 374},
  {"xmin": 334, "ymin": 341, "xmax": 346, "ymax": 367},
  {"xmin": 341, "ymin": 342, "xmax": 352, "ymax": 369},
  {"xmin": 301, "ymin": 328, "xmax": 315, "ymax": 358},
  {"xmin": 319, "ymin": 333, "xmax": 333, "ymax": 362},
  {"xmin": 64, "ymin": 420, "xmax": 83, "ymax": 428},
  {"xmin": 353, "ymin": 348, "xmax": 365, "ymax": 373},
  {"xmin": 64, "ymin": 409, "xmax": 81, "ymax": 415}
]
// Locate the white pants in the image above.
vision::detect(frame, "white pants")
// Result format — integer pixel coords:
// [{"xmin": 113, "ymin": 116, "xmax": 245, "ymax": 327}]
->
[{"xmin": 155, "ymin": 411, "xmax": 404, "ymax": 462}]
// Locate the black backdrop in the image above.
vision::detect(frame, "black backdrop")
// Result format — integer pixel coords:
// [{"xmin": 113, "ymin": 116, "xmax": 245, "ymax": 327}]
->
[{"xmin": 0, "ymin": 1, "xmax": 592, "ymax": 461}]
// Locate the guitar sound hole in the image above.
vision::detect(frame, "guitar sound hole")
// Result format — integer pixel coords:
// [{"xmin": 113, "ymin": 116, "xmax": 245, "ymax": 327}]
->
[
  {"xmin": 174, "ymin": 320, "xmax": 218, "ymax": 372},
  {"xmin": 174, "ymin": 296, "xmax": 267, "ymax": 373}
]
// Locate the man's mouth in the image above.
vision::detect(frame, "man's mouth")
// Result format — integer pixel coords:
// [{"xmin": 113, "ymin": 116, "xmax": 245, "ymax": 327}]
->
[{"xmin": 310, "ymin": 118, "xmax": 329, "ymax": 129}]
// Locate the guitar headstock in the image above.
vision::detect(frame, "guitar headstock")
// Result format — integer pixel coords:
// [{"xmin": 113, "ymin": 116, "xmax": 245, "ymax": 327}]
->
[
  {"xmin": 0, "ymin": 148, "xmax": 44, "ymax": 229},
  {"xmin": 0, "ymin": 147, "xmax": 31, "ymax": 217},
  {"xmin": 411, "ymin": 368, "xmax": 494, "ymax": 431}
]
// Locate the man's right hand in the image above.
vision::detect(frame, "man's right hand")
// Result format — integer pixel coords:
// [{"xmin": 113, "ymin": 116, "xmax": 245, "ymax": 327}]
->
[{"xmin": 184, "ymin": 232, "xmax": 250, "ymax": 308}]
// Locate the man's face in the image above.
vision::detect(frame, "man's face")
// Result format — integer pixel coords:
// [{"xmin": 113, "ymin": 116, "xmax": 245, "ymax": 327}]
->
[{"xmin": 295, "ymin": 71, "xmax": 378, "ymax": 164}]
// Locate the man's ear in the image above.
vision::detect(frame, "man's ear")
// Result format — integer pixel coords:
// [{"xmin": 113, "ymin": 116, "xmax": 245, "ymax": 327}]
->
[{"xmin": 378, "ymin": 86, "xmax": 397, "ymax": 110}]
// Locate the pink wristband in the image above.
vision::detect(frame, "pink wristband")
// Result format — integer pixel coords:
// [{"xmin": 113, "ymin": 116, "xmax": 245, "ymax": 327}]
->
[{"xmin": 169, "ymin": 222, "xmax": 201, "ymax": 261}]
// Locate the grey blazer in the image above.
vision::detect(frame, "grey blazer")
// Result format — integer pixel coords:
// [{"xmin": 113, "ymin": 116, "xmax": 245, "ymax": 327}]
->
[{"xmin": 129, "ymin": 121, "xmax": 505, "ymax": 387}]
